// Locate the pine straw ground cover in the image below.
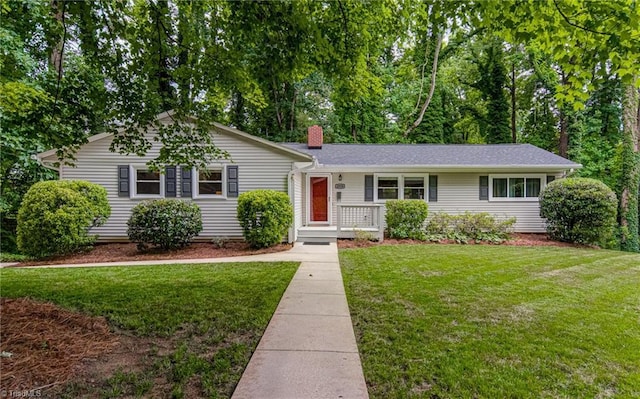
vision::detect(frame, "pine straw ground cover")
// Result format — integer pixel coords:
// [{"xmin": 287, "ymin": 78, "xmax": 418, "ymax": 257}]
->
[
  {"xmin": 340, "ymin": 245, "xmax": 640, "ymax": 398},
  {"xmin": 1, "ymin": 298, "xmax": 118, "ymax": 393},
  {"xmin": 0, "ymin": 262, "xmax": 298, "ymax": 398}
]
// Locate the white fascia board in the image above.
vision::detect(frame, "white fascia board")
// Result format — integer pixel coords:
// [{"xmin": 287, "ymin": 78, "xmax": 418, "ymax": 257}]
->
[
  {"xmin": 309, "ymin": 164, "xmax": 582, "ymax": 173},
  {"xmin": 293, "ymin": 162, "xmax": 315, "ymax": 169}
]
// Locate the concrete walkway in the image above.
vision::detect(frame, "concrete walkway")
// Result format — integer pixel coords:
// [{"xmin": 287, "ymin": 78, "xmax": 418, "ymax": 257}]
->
[
  {"xmin": 232, "ymin": 243, "xmax": 369, "ymax": 399},
  {"xmin": 3, "ymin": 243, "xmax": 370, "ymax": 398}
]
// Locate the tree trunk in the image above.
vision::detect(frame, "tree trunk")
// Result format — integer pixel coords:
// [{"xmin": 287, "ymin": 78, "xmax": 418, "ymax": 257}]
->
[
  {"xmin": 50, "ymin": 0, "xmax": 66, "ymax": 94},
  {"xmin": 558, "ymin": 71, "xmax": 570, "ymax": 158},
  {"xmin": 558, "ymin": 110, "xmax": 569, "ymax": 158},
  {"xmin": 510, "ymin": 61, "xmax": 517, "ymax": 143},
  {"xmin": 404, "ymin": 33, "xmax": 443, "ymax": 138},
  {"xmin": 619, "ymin": 83, "xmax": 640, "ymax": 252},
  {"xmin": 289, "ymin": 87, "xmax": 297, "ymax": 132}
]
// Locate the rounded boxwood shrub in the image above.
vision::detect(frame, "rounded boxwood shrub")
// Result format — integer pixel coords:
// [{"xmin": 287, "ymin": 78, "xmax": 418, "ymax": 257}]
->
[
  {"xmin": 385, "ymin": 199, "xmax": 429, "ymax": 239},
  {"xmin": 539, "ymin": 178, "xmax": 617, "ymax": 246},
  {"xmin": 127, "ymin": 199, "xmax": 202, "ymax": 251},
  {"xmin": 237, "ymin": 190, "xmax": 293, "ymax": 248},
  {"xmin": 17, "ymin": 180, "xmax": 111, "ymax": 258}
]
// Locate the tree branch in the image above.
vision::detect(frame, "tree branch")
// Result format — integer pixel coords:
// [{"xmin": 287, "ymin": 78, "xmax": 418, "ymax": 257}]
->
[
  {"xmin": 553, "ymin": 0, "xmax": 610, "ymax": 36},
  {"xmin": 404, "ymin": 33, "xmax": 443, "ymax": 138},
  {"xmin": 52, "ymin": 0, "xmax": 67, "ymax": 104},
  {"xmin": 337, "ymin": 0, "xmax": 350, "ymax": 55},
  {"xmin": 412, "ymin": 37, "xmax": 432, "ymax": 115}
]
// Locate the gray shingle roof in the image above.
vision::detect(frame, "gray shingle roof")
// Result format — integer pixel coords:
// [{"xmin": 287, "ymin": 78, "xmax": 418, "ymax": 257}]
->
[{"xmin": 282, "ymin": 143, "xmax": 580, "ymax": 168}]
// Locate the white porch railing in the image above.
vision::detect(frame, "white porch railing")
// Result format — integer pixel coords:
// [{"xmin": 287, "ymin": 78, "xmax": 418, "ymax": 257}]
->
[{"xmin": 336, "ymin": 204, "xmax": 384, "ymax": 242}]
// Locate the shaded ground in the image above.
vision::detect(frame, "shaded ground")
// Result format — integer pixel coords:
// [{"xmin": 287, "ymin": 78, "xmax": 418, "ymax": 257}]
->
[
  {"xmin": 1, "ymin": 262, "xmax": 297, "ymax": 398},
  {"xmin": 0, "ymin": 298, "xmax": 239, "ymax": 398},
  {"xmin": 0, "ymin": 298, "xmax": 119, "ymax": 394},
  {"xmin": 16, "ymin": 242, "xmax": 292, "ymax": 267},
  {"xmin": 338, "ymin": 233, "xmax": 580, "ymax": 249}
]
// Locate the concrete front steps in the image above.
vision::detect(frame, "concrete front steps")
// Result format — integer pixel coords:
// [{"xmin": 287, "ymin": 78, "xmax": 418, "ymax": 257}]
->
[{"xmin": 296, "ymin": 226, "xmax": 338, "ymax": 243}]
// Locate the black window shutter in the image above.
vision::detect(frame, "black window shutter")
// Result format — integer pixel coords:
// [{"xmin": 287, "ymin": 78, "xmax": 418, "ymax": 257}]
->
[
  {"xmin": 479, "ymin": 176, "xmax": 489, "ymax": 200},
  {"xmin": 165, "ymin": 166, "xmax": 177, "ymax": 197},
  {"xmin": 364, "ymin": 175, "xmax": 374, "ymax": 202},
  {"xmin": 118, "ymin": 165, "xmax": 129, "ymax": 197},
  {"xmin": 547, "ymin": 175, "xmax": 556, "ymax": 184},
  {"xmin": 181, "ymin": 166, "xmax": 192, "ymax": 198},
  {"xmin": 227, "ymin": 165, "xmax": 239, "ymax": 198},
  {"xmin": 428, "ymin": 175, "xmax": 438, "ymax": 202}
]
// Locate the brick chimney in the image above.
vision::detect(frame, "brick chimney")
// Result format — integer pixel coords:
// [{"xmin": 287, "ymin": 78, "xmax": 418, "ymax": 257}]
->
[{"xmin": 308, "ymin": 125, "xmax": 323, "ymax": 149}]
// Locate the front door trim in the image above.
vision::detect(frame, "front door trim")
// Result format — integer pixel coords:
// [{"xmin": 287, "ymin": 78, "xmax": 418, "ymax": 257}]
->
[{"xmin": 306, "ymin": 173, "xmax": 332, "ymax": 225}]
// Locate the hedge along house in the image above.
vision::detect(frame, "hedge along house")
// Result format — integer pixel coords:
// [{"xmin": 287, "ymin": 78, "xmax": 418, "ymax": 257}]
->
[{"xmin": 37, "ymin": 112, "xmax": 581, "ymax": 243}]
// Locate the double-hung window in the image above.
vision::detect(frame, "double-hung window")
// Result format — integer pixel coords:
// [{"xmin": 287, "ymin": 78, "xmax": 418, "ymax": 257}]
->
[
  {"xmin": 194, "ymin": 166, "xmax": 225, "ymax": 198},
  {"xmin": 375, "ymin": 174, "xmax": 427, "ymax": 201},
  {"xmin": 490, "ymin": 175, "xmax": 543, "ymax": 200},
  {"xmin": 131, "ymin": 167, "xmax": 164, "ymax": 198},
  {"xmin": 404, "ymin": 177, "xmax": 425, "ymax": 199},
  {"xmin": 377, "ymin": 176, "xmax": 399, "ymax": 200}
]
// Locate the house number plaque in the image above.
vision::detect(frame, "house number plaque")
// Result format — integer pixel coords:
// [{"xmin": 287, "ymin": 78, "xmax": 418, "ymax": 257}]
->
[{"xmin": 335, "ymin": 183, "xmax": 346, "ymax": 189}]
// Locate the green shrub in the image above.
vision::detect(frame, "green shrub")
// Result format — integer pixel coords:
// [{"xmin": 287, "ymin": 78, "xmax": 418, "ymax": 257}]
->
[
  {"xmin": 539, "ymin": 178, "xmax": 617, "ymax": 246},
  {"xmin": 385, "ymin": 200, "xmax": 429, "ymax": 239},
  {"xmin": 425, "ymin": 212, "xmax": 515, "ymax": 244},
  {"xmin": 237, "ymin": 190, "xmax": 293, "ymax": 248},
  {"xmin": 17, "ymin": 180, "xmax": 111, "ymax": 257},
  {"xmin": 127, "ymin": 199, "xmax": 202, "ymax": 251}
]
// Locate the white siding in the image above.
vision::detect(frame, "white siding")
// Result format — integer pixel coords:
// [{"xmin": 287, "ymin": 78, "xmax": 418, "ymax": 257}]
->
[
  {"xmin": 332, "ymin": 172, "xmax": 366, "ymax": 225},
  {"xmin": 303, "ymin": 171, "xmax": 550, "ymax": 233},
  {"xmin": 46, "ymin": 130, "xmax": 301, "ymax": 241},
  {"xmin": 429, "ymin": 173, "xmax": 545, "ymax": 232}
]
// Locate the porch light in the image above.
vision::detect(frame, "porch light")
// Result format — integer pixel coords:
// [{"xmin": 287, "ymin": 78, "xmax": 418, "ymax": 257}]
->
[{"xmin": 338, "ymin": 174, "xmax": 343, "ymax": 181}]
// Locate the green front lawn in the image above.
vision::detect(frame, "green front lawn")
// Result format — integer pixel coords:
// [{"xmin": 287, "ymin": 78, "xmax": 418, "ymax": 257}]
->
[
  {"xmin": 340, "ymin": 245, "xmax": 640, "ymax": 398},
  {"xmin": 1, "ymin": 262, "xmax": 298, "ymax": 398}
]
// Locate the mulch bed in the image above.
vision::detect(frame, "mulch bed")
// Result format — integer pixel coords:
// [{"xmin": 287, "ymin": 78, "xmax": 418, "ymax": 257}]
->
[
  {"xmin": 15, "ymin": 242, "xmax": 293, "ymax": 267},
  {"xmin": 9, "ymin": 234, "xmax": 579, "ymax": 266},
  {"xmin": 0, "ymin": 298, "xmax": 119, "ymax": 393},
  {"xmin": 337, "ymin": 233, "xmax": 581, "ymax": 249}
]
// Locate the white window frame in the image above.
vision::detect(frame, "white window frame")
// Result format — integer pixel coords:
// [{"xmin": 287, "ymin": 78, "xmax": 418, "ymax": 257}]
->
[
  {"xmin": 374, "ymin": 173, "xmax": 429, "ymax": 202},
  {"xmin": 489, "ymin": 174, "xmax": 545, "ymax": 202},
  {"xmin": 193, "ymin": 165, "xmax": 227, "ymax": 199},
  {"xmin": 130, "ymin": 165, "xmax": 164, "ymax": 199}
]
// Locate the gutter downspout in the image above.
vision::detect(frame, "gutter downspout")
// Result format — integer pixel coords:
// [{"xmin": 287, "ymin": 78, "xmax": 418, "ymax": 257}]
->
[{"xmin": 287, "ymin": 157, "xmax": 319, "ymax": 243}]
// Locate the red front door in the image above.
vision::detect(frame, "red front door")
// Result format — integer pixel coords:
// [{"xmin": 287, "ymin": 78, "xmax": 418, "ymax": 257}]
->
[{"xmin": 310, "ymin": 176, "xmax": 329, "ymax": 222}]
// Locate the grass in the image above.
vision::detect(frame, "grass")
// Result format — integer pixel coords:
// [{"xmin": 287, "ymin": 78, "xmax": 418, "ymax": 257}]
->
[
  {"xmin": 340, "ymin": 245, "xmax": 640, "ymax": 399},
  {"xmin": 1, "ymin": 262, "xmax": 298, "ymax": 398},
  {"xmin": 0, "ymin": 252, "xmax": 30, "ymax": 262}
]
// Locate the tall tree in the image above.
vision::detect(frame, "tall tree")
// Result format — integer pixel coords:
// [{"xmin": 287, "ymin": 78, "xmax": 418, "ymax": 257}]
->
[
  {"xmin": 471, "ymin": 36, "xmax": 511, "ymax": 143},
  {"xmin": 620, "ymin": 83, "xmax": 640, "ymax": 251},
  {"xmin": 477, "ymin": 0, "xmax": 640, "ymax": 251}
]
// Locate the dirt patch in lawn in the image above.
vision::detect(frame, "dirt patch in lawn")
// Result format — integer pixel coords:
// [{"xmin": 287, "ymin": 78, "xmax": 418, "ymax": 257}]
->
[
  {"xmin": 0, "ymin": 298, "xmax": 119, "ymax": 393},
  {"xmin": 0, "ymin": 299, "xmax": 251, "ymax": 398},
  {"xmin": 15, "ymin": 241, "xmax": 292, "ymax": 267},
  {"xmin": 338, "ymin": 233, "xmax": 582, "ymax": 249}
]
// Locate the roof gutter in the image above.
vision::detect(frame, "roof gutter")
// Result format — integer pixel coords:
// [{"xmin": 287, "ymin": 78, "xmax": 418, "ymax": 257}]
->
[
  {"xmin": 34, "ymin": 154, "xmax": 60, "ymax": 172},
  {"xmin": 306, "ymin": 164, "xmax": 582, "ymax": 173}
]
